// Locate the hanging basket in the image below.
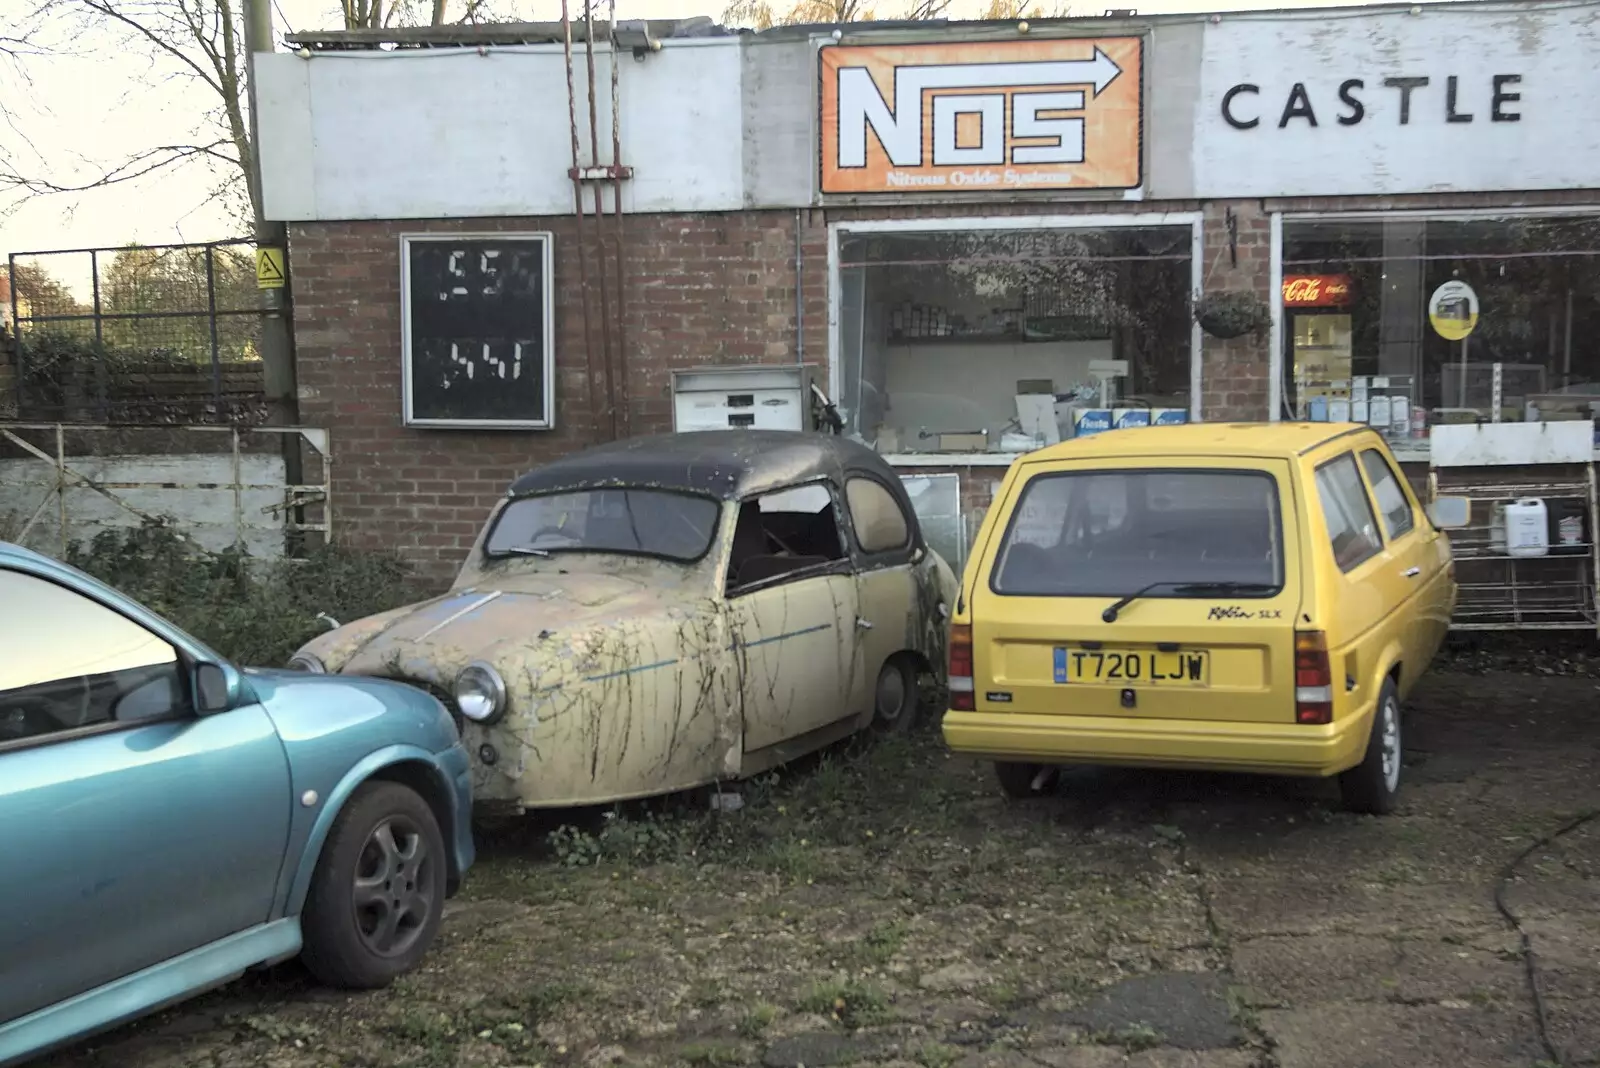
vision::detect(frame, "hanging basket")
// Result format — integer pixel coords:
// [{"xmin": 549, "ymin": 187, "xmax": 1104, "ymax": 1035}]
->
[{"xmin": 1193, "ymin": 292, "xmax": 1271, "ymax": 340}]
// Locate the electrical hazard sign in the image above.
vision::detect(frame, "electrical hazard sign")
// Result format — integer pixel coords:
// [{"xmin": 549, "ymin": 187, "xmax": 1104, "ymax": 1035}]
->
[{"xmin": 256, "ymin": 247, "xmax": 287, "ymax": 289}]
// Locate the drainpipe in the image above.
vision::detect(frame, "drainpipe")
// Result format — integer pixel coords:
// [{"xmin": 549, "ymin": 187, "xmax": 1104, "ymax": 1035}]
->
[{"xmin": 795, "ymin": 208, "xmax": 804, "ymax": 366}]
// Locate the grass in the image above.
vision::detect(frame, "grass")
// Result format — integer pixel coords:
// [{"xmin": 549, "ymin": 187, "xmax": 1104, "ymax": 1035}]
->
[
  {"xmin": 1226, "ymin": 985, "xmax": 1263, "ymax": 1034},
  {"xmin": 1091, "ymin": 1023, "xmax": 1164, "ymax": 1052},
  {"xmin": 682, "ymin": 1041, "xmax": 747, "ymax": 1066},
  {"xmin": 796, "ymin": 979, "xmax": 892, "ymax": 1030},
  {"xmin": 856, "ymin": 920, "xmax": 909, "ymax": 967},
  {"xmin": 914, "ymin": 1041, "xmax": 964, "ymax": 1068},
  {"xmin": 737, "ymin": 1003, "xmax": 780, "ymax": 1039}
]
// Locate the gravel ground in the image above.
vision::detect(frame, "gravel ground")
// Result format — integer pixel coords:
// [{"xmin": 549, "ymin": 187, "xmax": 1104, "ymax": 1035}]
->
[{"xmin": 33, "ymin": 653, "xmax": 1600, "ymax": 1068}]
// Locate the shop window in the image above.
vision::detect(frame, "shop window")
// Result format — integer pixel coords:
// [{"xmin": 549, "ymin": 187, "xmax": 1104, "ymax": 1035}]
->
[
  {"xmin": 837, "ymin": 225, "xmax": 1194, "ymax": 456},
  {"xmin": 1280, "ymin": 215, "xmax": 1600, "ymax": 436},
  {"xmin": 1315, "ymin": 454, "xmax": 1383, "ymax": 572},
  {"xmin": 845, "ymin": 477, "xmax": 911, "ymax": 554}
]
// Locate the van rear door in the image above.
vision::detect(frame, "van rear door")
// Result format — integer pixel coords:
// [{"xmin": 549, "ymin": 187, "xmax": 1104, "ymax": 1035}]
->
[{"xmin": 968, "ymin": 457, "xmax": 1304, "ymax": 725}]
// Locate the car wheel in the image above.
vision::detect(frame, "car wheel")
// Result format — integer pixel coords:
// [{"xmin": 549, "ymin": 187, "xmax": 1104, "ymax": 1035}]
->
[
  {"xmin": 872, "ymin": 656, "xmax": 919, "ymax": 734},
  {"xmin": 300, "ymin": 780, "xmax": 447, "ymax": 989},
  {"xmin": 1339, "ymin": 678, "xmax": 1403, "ymax": 816},
  {"xmin": 995, "ymin": 761, "xmax": 1055, "ymax": 799}
]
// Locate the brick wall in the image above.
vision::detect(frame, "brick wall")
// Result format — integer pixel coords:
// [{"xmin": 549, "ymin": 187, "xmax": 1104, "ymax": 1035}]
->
[
  {"xmin": 290, "ymin": 211, "xmax": 836, "ymax": 581},
  {"xmin": 288, "ymin": 202, "xmax": 1273, "ymax": 581},
  {"xmin": 1198, "ymin": 200, "xmax": 1273, "ymax": 422}
]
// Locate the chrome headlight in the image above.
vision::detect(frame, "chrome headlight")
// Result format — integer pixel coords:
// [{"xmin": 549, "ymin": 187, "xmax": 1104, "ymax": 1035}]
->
[
  {"xmin": 287, "ymin": 653, "xmax": 326, "ymax": 674},
  {"xmin": 454, "ymin": 661, "xmax": 507, "ymax": 724}
]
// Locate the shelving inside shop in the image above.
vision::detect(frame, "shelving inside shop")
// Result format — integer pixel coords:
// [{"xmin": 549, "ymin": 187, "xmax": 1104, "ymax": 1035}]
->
[
  {"xmin": 1429, "ymin": 452, "xmax": 1599, "ymax": 633},
  {"xmin": 838, "ymin": 224, "xmax": 1196, "ymax": 457}
]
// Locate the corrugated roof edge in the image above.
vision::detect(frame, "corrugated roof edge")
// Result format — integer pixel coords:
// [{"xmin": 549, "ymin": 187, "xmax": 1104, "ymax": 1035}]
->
[
  {"xmin": 282, "ymin": 0, "xmax": 1568, "ymax": 48},
  {"xmin": 284, "ymin": 16, "xmax": 739, "ymax": 50}
]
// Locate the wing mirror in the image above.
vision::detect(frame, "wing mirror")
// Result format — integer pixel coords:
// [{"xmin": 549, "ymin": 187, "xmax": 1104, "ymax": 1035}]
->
[
  {"xmin": 193, "ymin": 661, "xmax": 236, "ymax": 715},
  {"xmin": 1427, "ymin": 496, "xmax": 1471, "ymax": 530}
]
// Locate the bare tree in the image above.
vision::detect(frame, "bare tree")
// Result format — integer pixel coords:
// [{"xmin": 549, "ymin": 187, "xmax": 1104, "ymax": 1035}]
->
[
  {"xmin": 977, "ymin": 0, "xmax": 1062, "ymax": 17},
  {"xmin": 724, "ymin": 0, "xmax": 1064, "ymax": 29},
  {"xmin": 0, "ymin": 0, "xmax": 255, "ymax": 229},
  {"xmin": 342, "ymin": 0, "xmax": 505, "ymax": 29},
  {"xmin": 0, "ymin": 0, "xmax": 510, "ymax": 231}
]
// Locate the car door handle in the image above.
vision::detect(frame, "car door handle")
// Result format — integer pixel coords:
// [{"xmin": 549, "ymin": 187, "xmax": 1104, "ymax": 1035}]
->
[
  {"xmin": 855, "ymin": 617, "xmax": 874, "ymax": 630},
  {"xmin": 1402, "ymin": 567, "xmax": 1421, "ymax": 578}
]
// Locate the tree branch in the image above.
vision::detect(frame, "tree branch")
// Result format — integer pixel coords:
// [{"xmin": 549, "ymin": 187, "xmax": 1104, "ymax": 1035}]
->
[
  {"xmin": 55, "ymin": 0, "xmax": 226, "ymax": 98},
  {"xmin": 0, "ymin": 141, "xmax": 238, "ymax": 197}
]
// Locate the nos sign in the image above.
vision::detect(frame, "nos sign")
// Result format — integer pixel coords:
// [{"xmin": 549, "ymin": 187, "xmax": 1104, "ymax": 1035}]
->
[{"xmin": 819, "ymin": 37, "xmax": 1144, "ymax": 196}]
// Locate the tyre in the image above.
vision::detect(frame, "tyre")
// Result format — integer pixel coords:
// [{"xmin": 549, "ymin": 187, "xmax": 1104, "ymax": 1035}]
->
[
  {"xmin": 871, "ymin": 656, "xmax": 919, "ymax": 734},
  {"xmin": 300, "ymin": 781, "xmax": 447, "ymax": 989},
  {"xmin": 1339, "ymin": 678, "xmax": 1403, "ymax": 815},
  {"xmin": 995, "ymin": 761, "xmax": 1055, "ymax": 799}
]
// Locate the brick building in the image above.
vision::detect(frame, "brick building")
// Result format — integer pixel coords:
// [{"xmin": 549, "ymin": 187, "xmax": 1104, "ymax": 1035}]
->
[{"xmin": 259, "ymin": 1, "xmax": 1600, "ymax": 582}]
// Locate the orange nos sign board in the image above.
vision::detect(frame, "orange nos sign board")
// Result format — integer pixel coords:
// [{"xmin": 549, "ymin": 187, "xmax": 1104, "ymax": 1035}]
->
[{"xmin": 818, "ymin": 37, "xmax": 1144, "ymax": 196}]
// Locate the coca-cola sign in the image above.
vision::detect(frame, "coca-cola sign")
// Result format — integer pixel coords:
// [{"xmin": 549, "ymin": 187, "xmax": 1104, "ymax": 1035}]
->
[{"xmin": 1281, "ymin": 274, "xmax": 1354, "ymax": 307}]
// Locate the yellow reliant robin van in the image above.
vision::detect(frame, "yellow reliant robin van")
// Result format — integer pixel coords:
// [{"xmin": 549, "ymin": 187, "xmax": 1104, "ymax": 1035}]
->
[{"xmin": 942, "ymin": 423, "xmax": 1468, "ymax": 815}]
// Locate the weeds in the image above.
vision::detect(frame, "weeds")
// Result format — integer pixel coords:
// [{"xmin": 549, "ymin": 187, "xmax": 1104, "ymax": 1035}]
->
[
  {"xmin": 61, "ymin": 518, "xmax": 417, "ymax": 666},
  {"xmin": 1226, "ymin": 986, "xmax": 1262, "ymax": 1033},
  {"xmin": 797, "ymin": 979, "xmax": 891, "ymax": 1029},
  {"xmin": 548, "ymin": 810, "xmax": 694, "ymax": 868},
  {"xmin": 1091, "ymin": 1023, "xmax": 1163, "ymax": 1051},
  {"xmin": 737, "ymin": 1004, "xmax": 780, "ymax": 1039},
  {"xmin": 856, "ymin": 920, "xmax": 909, "ymax": 967},
  {"xmin": 682, "ymin": 1041, "xmax": 746, "ymax": 1067},
  {"xmin": 914, "ymin": 1042, "xmax": 963, "ymax": 1068}
]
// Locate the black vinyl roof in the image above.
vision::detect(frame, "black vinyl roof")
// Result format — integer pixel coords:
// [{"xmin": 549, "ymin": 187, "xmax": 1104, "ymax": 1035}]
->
[{"xmin": 507, "ymin": 430, "xmax": 913, "ymax": 506}]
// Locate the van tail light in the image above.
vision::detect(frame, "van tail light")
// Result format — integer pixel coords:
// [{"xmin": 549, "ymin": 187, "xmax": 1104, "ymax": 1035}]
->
[
  {"xmin": 1294, "ymin": 630, "xmax": 1333, "ymax": 725},
  {"xmin": 949, "ymin": 624, "xmax": 975, "ymax": 711}
]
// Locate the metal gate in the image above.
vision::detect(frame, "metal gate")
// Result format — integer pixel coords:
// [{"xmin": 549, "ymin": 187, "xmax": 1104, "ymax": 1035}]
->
[
  {"xmin": 6, "ymin": 240, "xmax": 267, "ymax": 424},
  {"xmin": 0, "ymin": 422, "xmax": 331, "ymax": 559}
]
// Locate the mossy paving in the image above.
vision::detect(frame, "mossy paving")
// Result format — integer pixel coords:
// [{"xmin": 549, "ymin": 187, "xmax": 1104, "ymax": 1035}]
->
[{"xmin": 34, "ymin": 669, "xmax": 1600, "ymax": 1068}]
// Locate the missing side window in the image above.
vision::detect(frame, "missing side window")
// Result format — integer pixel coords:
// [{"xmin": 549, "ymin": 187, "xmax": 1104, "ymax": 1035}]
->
[{"xmin": 726, "ymin": 484, "xmax": 847, "ymax": 593}]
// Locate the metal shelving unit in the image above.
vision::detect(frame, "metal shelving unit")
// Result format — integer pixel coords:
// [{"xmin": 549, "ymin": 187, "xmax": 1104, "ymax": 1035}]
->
[{"xmin": 1428, "ymin": 423, "xmax": 1600, "ymax": 634}]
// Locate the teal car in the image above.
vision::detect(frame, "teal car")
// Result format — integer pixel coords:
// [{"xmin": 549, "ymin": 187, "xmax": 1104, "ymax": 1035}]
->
[{"xmin": 0, "ymin": 542, "xmax": 475, "ymax": 1066}]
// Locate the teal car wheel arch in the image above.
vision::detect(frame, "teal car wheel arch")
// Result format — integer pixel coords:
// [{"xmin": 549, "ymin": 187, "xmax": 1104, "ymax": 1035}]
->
[{"xmin": 276, "ymin": 744, "xmax": 475, "ymax": 918}]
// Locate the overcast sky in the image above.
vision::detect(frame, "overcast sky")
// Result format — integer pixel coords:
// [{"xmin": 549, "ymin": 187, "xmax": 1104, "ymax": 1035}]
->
[{"xmin": 0, "ymin": 0, "xmax": 1377, "ymax": 267}]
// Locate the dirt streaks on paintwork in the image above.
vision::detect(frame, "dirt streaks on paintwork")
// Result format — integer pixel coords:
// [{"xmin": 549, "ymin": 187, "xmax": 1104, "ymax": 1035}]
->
[{"xmin": 292, "ymin": 433, "xmax": 958, "ymax": 810}]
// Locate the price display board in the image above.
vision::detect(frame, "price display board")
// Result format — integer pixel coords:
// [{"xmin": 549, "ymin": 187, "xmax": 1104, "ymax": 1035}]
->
[{"xmin": 400, "ymin": 232, "xmax": 555, "ymax": 429}]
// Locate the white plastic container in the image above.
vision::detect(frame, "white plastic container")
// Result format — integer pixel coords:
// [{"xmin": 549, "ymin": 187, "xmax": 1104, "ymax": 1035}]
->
[
  {"xmin": 1391, "ymin": 396, "xmax": 1410, "ymax": 437},
  {"xmin": 1505, "ymin": 498, "xmax": 1551, "ymax": 557}
]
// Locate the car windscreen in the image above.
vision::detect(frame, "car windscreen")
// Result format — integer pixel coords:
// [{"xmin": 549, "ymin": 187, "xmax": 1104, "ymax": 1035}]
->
[
  {"xmin": 484, "ymin": 488, "xmax": 721, "ymax": 563},
  {"xmin": 989, "ymin": 469, "xmax": 1284, "ymax": 597}
]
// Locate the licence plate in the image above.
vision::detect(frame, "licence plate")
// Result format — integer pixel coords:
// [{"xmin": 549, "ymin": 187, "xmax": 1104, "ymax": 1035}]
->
[{"xmin": 1052, "ymin": 647, "xmax": 1210, "ymax": 686}]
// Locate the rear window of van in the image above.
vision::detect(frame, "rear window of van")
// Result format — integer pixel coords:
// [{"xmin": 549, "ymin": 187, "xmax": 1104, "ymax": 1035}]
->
[{"xmin": 989, "ymin": 469, "xmax": 1284, "ymax": 597}]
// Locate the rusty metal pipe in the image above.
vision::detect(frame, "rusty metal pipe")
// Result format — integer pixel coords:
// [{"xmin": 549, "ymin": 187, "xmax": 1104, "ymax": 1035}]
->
[
  {"xmin": 583, "ymin": 0, "xmax": 617, "ymax": 442},
  {"xmin": 561, "ymin": 0, "xmax": 603, "ymax": 444},
  {"xmin": 608, "ymin": 0, "xmax": 630, "ymax": 440}
]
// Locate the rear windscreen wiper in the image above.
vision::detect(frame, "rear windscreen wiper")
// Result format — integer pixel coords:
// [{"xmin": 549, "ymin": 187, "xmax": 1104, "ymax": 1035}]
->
[
  {"xmin": 1101, "ymin": 581, "xmax": 1179, "ymax": 623},
  {"xmin": 1167, "ymin": 582, "xmax": 1278, "ymax": 595},
  {"xmin": 1102, "ymin": 581, "xmax": 1276, "ymax": 622}
]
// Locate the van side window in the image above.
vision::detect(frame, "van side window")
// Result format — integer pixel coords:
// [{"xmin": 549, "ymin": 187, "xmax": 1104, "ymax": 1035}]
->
[
  {"xmin": 1315, "ymin": 454, "xmax": 1383, "ymax": 571},
  {"xmin": 1358, "ymin": 450, "xmax": 1416, "ymax": 540}
]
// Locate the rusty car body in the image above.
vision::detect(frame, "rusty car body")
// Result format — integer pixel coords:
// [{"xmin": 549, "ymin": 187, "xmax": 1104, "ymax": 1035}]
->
[{"xmin": 289, "ymin": 431, "xmax": 958, "ymax": 810}]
